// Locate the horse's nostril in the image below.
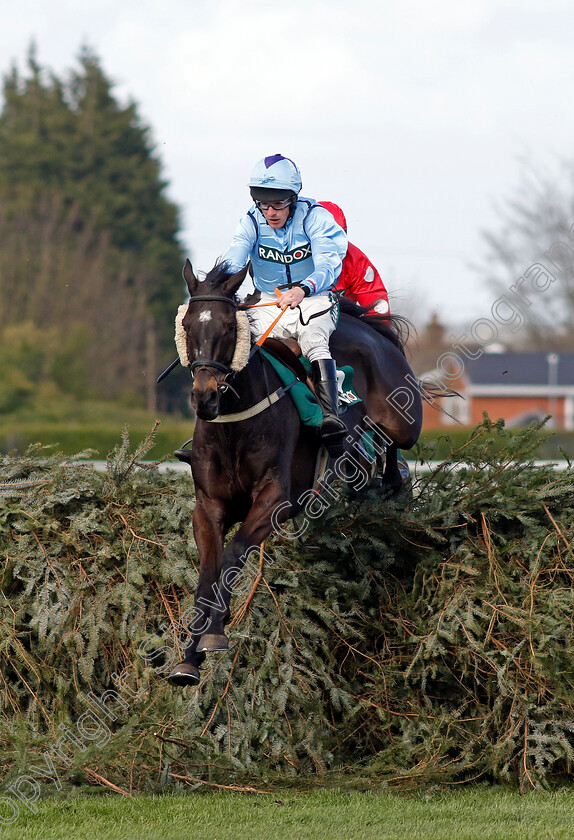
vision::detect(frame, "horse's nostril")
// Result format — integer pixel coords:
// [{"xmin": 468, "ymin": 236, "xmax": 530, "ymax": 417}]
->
[{"xmin": 195, "ymin": 388, "xmax": 219, "ymax": 420}]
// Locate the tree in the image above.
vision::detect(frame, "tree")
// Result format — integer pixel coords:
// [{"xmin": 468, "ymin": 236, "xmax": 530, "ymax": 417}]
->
[
  {"xmin": 475, "ymin": 158, "xmax": 574, "ymax": 350},
  {"xmin": 0, "ymin": 45, "xmax": 185, "ymax": 407},
  {"xmin": 0, "ymin": 195, "xmax": 146, "ymax": 404}
]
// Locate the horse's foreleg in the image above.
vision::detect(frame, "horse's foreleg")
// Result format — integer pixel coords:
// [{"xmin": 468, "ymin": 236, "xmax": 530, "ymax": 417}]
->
[
  {"xmin": 199, "ymin": 480, "xmax": 284, "ymax": 650},
  {"xmin": 381, "ymin": 441, "xmax": 402, "ymax": 492},
  {"xmin": 167, "ymin": 494, "xmax": 225, "ymax": 686}
]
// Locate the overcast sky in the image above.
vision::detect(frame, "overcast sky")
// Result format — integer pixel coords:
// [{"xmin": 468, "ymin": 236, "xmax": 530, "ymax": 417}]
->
[{"xmin": 3, "ymin": 0, "xmax": 574, "ymax": 328}]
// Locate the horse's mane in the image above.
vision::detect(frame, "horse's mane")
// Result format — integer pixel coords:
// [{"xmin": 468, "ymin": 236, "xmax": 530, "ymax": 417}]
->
[
  {"xmin": 203, "ymin": 260, "xmax": 236, "ymax": 292},
  {"xmin": 338, "ymin": 295, "xmax": 411, "ymax": 355}
]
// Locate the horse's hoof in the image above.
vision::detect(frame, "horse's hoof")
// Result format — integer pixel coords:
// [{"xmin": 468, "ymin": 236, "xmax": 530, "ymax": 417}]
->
[
  {"xmin": 198, "ymin": 633, "xmax": 229, "ymax": 652},
  {"xmin": 167, "ymin": 661, "xmax": 200, "ymax": 686}
]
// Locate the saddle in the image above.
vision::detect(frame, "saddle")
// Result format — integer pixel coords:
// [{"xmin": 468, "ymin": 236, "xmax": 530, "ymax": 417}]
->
[{"xmin": 261, "ymin": 337, "xmax": 309, "ymax": 385}]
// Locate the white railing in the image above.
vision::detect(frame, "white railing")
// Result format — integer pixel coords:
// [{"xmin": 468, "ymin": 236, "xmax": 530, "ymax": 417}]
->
[{"xmin": 82, "ymin": 459, "xmax": 572, "ymax": 474}]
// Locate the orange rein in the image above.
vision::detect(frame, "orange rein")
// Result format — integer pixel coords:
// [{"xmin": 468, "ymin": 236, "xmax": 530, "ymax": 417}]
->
[{"xmin": 241, "ymin": 288, "xmax": 289, "ymax": 347}]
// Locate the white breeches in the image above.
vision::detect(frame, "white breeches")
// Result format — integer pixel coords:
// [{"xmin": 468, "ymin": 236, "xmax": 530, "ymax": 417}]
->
[{"xmin": 246, "ymin": 291, "xmax": 339, "ymax": 362}]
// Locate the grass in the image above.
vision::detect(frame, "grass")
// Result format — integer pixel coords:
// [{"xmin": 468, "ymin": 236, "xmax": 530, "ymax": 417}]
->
[
  {"xmin": 0, "ymin": 397, "xmax": 194, "ymax": 459},
  {"xmin": 2, "ymin": 389, "xmax": 574, "ymax": 462},
  {"xmin": 3, "ymin": 417, "xmax": 574, "ymax": 463},
  {"xmin": 2, "ymin": 787, "xmax": 574, "ymax": 840},
  {"xmin": 409, "ymin": 425, "xmax": 574, "ymax": 461}
]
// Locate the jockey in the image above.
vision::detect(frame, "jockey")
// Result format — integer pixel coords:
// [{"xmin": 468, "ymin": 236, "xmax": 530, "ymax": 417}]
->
[
  {"xmin": 223, "ymin": 154, "xmax": 348, "ymax": 457},
  {"xmin": 319, "ymin": 201, "xmax": 390, "ymax": 316}
]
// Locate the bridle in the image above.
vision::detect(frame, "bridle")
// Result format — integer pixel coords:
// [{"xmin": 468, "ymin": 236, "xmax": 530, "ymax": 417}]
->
[
  {"xmin": 183, "ymin": 291, "xmax": 296, "ymax": 422},
  {"xmin": 160, "ymin": 287, "xmax": 289, "ymax": 388},
  {"xmin": 186, "ymin": 295, "xmax": 239, "ymax": 381}
]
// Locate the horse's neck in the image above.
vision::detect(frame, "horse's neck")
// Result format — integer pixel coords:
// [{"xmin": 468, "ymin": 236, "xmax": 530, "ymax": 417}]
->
[{"xmin": 219, "ymin": 349, "xmax": 273, "ymax": 413}]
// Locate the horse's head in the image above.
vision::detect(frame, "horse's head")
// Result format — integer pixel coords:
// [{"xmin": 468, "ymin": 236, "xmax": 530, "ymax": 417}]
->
[{"xmin": 180, "ymin": 259, "xmax": 249, "ymax": 420}]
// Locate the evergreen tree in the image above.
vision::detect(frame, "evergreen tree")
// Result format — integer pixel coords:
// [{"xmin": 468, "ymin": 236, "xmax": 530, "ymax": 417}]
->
[
  {"xmin": 0, "ymin": 45, "xmax": 185, "ymax": 407},
  {"xmin": 2, "ymin": 420, "xmax": 574, "ymax": 791}
]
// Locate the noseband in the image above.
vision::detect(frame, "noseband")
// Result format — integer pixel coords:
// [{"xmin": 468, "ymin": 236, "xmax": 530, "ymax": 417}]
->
[{"xmin": 186, "ymin": 295, "xmax": 238, "ymax": 379}]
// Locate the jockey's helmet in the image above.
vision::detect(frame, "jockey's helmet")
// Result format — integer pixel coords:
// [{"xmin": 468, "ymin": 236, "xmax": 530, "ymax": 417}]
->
[{"xmin": 248, "ymin": 154, "xmax": 302, "ymax": 202}]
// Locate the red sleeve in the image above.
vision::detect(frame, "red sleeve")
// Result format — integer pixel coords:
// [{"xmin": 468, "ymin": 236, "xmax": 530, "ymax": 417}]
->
[{"xmin": 335, "ymin": 242, "xmax": 390, "ymax": 310}]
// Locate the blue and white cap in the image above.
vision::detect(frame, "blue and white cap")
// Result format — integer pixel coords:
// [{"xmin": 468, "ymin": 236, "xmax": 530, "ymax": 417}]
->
[{"xmin": 248, "ymin": 154, "xmax": 302, "ymax": 194}]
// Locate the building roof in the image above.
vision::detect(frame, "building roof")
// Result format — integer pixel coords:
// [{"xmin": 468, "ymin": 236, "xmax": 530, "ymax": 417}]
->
[{"xmin": 464, "ymin": 352, "xmax": 574, "ymax": 386}]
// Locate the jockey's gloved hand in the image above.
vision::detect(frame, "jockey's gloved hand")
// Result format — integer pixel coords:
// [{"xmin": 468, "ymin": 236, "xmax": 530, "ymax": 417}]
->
[{"xmin": 276, "ymin": 286, "xmax": 306, "ymax": 309}]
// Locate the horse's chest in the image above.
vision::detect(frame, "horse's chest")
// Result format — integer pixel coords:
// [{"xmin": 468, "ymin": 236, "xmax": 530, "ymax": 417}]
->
[{"xmin": 192, "ymin": 446, "xmax": 272, "ymax": 498}]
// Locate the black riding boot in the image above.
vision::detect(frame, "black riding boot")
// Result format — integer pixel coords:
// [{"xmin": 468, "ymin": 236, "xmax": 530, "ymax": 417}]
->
[{"xmin": 311, "ymin": 359, "xmax": 347, "ymax": 458}]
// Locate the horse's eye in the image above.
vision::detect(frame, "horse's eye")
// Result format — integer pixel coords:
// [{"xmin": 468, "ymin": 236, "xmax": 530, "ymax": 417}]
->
[{"xmin": 225, "ymin": 323, "xmax": 235, "ymax": 335}]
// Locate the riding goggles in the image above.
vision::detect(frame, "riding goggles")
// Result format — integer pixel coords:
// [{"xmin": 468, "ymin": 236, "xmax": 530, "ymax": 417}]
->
[{"xmin": 255, "ymin": 198, "xmax": 294, "ymax": 211}]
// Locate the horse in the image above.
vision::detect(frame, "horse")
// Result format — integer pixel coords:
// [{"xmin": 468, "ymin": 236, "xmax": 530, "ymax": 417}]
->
[{"xmin": 167, "ymin": 259, "xmax": 422, "ymax": 686}]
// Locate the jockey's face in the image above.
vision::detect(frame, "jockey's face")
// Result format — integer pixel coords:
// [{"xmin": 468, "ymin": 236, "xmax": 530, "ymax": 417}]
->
[
  {"xmin": 261, "ymin": 205, "xmax": 290, "ymax": 229},
  {"xmin": 255, "ymin": 197, "xmax": 293, "ymax": 229}
]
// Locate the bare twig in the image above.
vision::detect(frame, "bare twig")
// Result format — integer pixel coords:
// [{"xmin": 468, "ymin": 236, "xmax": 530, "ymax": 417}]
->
[
  {"xmin": 230, "ymin": 543, "xmax": 265, "ymax": 627},
  {"xmin": 83, "ymin": 767, "xmax": 132, "ymax": 797},
  {"xmin": 169, "ymin": 772, "xmax": 269, "ymax": 794}
]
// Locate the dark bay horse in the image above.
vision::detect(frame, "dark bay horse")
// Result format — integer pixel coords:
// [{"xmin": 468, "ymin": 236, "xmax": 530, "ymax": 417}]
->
[{"xmin": 167, "ymin": 259, "xmax": 422, "ymax": 686}]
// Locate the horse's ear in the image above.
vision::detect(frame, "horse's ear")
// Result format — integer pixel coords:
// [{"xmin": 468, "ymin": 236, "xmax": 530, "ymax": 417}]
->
[
  {"xmin": 183, "ymin": 259, "xmax": 200, "ymax": 295},
  {"xmin": 220, "ymin": 264, "xmax": 249, "ymax": 298}
]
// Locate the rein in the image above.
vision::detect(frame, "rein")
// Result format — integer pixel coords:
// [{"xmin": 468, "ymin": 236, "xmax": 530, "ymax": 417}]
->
[
  {"xmin": 206, "ymin": 378, "xmax": 297, "ymax": 423},
  {"xmin": 241, "ymin": 288, "xmax": 288, "ymax": 347}
]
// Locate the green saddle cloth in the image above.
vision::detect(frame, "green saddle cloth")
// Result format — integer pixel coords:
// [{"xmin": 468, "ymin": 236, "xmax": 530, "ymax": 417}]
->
[{"xmin": 259, "ymin": 347, "xmax": 361, "ymax": 429}]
